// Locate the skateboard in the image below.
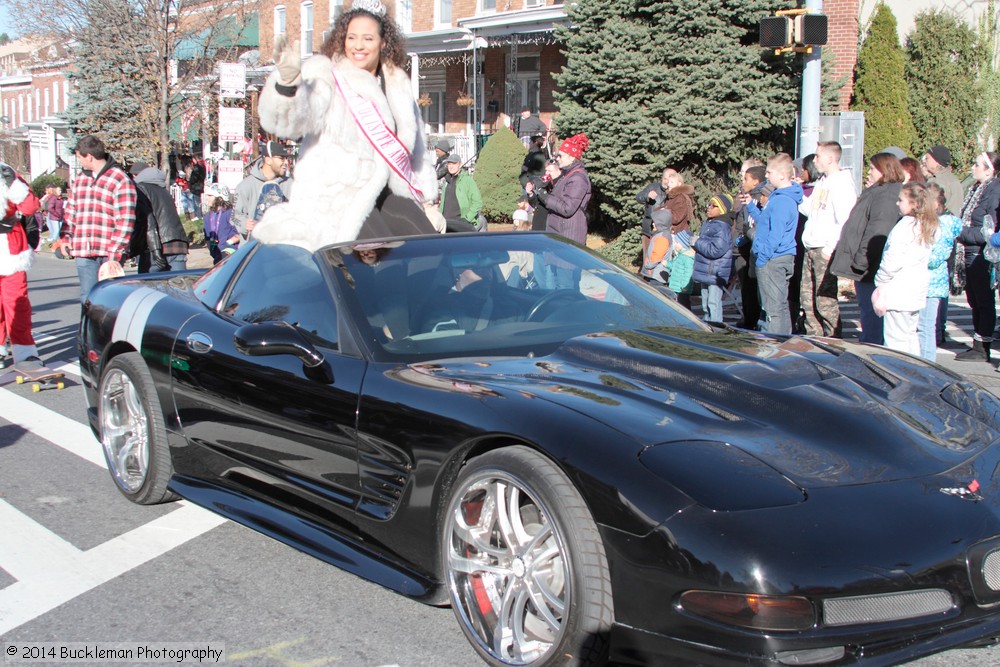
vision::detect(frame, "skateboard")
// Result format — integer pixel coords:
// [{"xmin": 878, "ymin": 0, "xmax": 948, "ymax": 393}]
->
[{"xmin": 0, "ymin": 360, "xmax": 65, "ymax": 392}]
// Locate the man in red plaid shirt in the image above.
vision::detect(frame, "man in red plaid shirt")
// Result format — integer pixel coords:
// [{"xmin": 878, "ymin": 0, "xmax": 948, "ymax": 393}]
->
[{"xmin": 64, "ymin": 135, "xmax": 136, "ymax": 304}]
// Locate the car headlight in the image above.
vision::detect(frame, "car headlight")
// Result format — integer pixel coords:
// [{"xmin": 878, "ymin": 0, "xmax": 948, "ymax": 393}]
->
[
  {"xmin": 639, "ymin": 440, "xmax": 805, "ymax": 511},
  {"xmin": 679, "ymin": 590, "xmax": 816, "ymax": 631}
]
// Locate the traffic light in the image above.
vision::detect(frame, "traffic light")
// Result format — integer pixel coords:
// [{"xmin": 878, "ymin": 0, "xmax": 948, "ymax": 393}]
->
[
  {"xmin": 758, "ymin": 11, "xmax": 829, "ymax": 51},
  {"xmin": 759, "ymin": 17, "xmax": 793, "ymax": 49},
  {"xmin": 799, "ymin": 14, "xmax": 828, "ymax": 46}
]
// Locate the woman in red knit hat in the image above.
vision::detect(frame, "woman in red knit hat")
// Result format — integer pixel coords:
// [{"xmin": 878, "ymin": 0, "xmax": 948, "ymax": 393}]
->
[{"xmin": 525, "ymin": 133, "xmax": 592, "ymax": 246}]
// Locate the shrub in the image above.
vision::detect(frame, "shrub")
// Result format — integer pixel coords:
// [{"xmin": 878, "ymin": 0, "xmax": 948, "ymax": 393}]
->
[
  {"xmin": 852, "ymin": 2, "xmax": 917, "ymax": 160},
  {"xmin": 599, "ymin": 225, "xmax": 643, "ymax": 269},
  {"xmin": 30, "ymin": 173, "xmax": 66, "ymax": 198},
  {"xmin": 906, "ymin": 9, "xmax": 984, "ymax": 173},
  {"xmin": 553, "ymin": 0, "xmax": 798, "ymax": 234},
  {"xmin": 474, "ymin": 128, "xmax": 527, "ymax": 222}
]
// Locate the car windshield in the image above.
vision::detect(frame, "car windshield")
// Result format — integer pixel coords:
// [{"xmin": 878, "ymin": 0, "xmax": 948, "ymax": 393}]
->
[{"xmin": 325, "ymin": 232, "xmax": 708, "ymax": 361}]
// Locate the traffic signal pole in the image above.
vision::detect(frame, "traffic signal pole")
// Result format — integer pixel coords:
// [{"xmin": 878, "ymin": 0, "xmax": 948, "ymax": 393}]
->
[{"xmin": 799, "ymin": 0, "xmax": 823, "ymax": 157}]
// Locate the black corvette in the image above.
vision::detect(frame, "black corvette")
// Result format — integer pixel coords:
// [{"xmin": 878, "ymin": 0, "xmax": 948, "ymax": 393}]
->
[{"xmin": 81, "ymin": 232, "xmax": 1000, "ymax": 666}]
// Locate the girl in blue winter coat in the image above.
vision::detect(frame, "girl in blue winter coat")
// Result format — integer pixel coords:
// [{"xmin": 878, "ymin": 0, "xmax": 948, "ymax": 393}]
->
[{"xmin": 692, "ymin": 193, "xmax": 735, "ymax": 322}]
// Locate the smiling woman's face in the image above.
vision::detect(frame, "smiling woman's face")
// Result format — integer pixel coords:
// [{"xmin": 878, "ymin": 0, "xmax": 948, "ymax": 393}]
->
[{"xmin": 345, "ymin": 15, "xmax": 383, "ymax": 75}]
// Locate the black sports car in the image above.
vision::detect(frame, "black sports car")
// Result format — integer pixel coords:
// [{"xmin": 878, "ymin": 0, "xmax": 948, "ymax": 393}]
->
[{"xmin": 81, "ymin": 232, "xmax": 1000, "ymax": 666}]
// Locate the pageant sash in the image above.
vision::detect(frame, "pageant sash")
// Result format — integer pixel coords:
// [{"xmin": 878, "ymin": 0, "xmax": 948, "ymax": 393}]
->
[{"xmin": 333, "ymin": 70, "xmax": 424, "ymax": 202}]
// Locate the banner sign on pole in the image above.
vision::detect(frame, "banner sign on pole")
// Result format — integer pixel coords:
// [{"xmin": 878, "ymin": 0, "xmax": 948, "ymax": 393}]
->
[
  {"xmin": 218, "ymin": 107, "xmax": 246, "ymax": 143},
  {"xmin": 219, "ymin": 63, "xmax": 247, "ymax": 99}
]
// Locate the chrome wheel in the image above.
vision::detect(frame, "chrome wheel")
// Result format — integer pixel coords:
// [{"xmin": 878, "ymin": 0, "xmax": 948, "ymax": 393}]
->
[
  {"xmin": 97, "ymin": 353, "xmax": 176, "ymax": 504},
  {"xmin": 100, "ymin": 366, "xmax": 150, "ymax": 494},
  {"xmin": 444, "ymin": 448, "xmax": 612, "ymax": 666},
  {"xmin": 446, "ymin": 466, "xmax": 577, "ymax": 665}
]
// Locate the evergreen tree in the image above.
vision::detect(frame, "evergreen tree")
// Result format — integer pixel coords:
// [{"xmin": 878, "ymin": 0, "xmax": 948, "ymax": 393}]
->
[
  {"xmin": 4, "ymin": 0, "xmax": 256, "ymax": 168},
  {"xmin": 978, "ymin": 0, "xmax": 1000, "ymax": 151},
  {"xmin": 553, "ymin": 0, "xmax": 798, "ymax": 232},
  {"xmin": 906, "ymin": 10, "xmax": 983, "ymax": 172},
  {"xmin": 851, "ymin": 2, "xmax": 916, "ymax": 160},
  {"xmin": 821, "ymin": 48, "xmax": 850, "ymax": 111},
  {"xmin": 474, "ymin": 128, "xmax": 527, "ymax": 221},
  {"xmin": 62, "ymin": 3, "xmax": 158, "ymax": 161}
]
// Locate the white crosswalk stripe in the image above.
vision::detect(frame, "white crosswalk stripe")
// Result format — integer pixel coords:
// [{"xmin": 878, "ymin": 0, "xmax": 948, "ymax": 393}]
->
[{"xmin": 0, "ymin": 385, "xmax": 227, "ymax": 635}]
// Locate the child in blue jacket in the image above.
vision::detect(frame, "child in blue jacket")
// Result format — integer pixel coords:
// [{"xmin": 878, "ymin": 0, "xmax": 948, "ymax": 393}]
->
[{"xmin": 692, "ymin": 193, "xmax": 735, "ymax": 322}]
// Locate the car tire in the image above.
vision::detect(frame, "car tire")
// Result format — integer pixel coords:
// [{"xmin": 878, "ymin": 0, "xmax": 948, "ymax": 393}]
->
[
  {"xmin": 443, "ymin": 446, "xmax": 612, "ymax": 666},
  {"xmin": 98, "ymin": 352, "xmax": 178, "ymax": 505}
]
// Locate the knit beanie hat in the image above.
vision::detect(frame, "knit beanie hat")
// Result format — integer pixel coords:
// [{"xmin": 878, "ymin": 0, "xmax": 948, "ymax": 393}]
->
[
  {"xmin": 558, "ymin": 134, "xmax": 589, "ymax": 160},
  {"xmin": 927, "ymin": 144, "xmax": 952, "ymax": 168},
  {"xmin": 708, "ymin": 193, "xmax": 735, "ymax": 218}
]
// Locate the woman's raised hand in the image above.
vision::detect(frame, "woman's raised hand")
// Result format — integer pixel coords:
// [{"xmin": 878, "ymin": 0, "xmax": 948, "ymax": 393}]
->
[{"xmin": 273, "ymin": 35, "xmax": 302, "ymax": 86}]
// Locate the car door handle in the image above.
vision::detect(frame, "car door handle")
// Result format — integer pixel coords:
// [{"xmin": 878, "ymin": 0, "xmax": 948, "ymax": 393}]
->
[{"xmin": 185, "ymin": 331, "xmax": 213, "ymax": 354}]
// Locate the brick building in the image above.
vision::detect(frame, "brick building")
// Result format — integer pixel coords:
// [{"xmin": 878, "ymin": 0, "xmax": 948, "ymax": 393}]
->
[
  {"xmin": 0, "ymin": 0, "xmax": 901, "ymax": 176},
  {"xmin": 255, "ymin": 0, "xmax": 866, "ymax": 156},
  {"xmin": 0, "ymin": 37, "xmax": 73, "ymax": 177},
  {"xmin": 256, "ymin": 0, "xmax": 570, "ymax": 156}
]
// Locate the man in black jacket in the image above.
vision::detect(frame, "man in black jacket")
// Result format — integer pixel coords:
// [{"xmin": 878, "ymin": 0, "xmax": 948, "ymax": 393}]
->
[{"xmin": 130, "ymin": 162, "xmax": 189, "ymax": 272}]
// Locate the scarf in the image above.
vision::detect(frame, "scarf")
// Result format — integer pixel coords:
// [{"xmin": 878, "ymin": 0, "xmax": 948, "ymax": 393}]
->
[{"xmin": 960, "ymin": 177, "xmax": 994, "ymax": 231}]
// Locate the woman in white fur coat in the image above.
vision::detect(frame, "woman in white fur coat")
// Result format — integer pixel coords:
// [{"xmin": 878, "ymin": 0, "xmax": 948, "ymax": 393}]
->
[{"xmin": 256, "ymin": 0, "xmax": 437, "ymax": 250}]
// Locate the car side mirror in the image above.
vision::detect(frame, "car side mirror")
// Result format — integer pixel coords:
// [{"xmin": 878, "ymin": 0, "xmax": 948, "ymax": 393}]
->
[{"xmin": 234, "ymin": 321, "xmax": 328, "ymax": 371}]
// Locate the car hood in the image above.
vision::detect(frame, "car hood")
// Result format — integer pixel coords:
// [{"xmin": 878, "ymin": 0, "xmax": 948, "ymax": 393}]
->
[{"xmin": 416, "ymin": 326, "xmax": 1000, "ymax": 488}]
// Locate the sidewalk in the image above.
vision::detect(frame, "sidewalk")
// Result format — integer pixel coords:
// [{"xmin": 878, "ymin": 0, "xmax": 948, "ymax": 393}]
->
[{"xmin": 187, "ymin": 243, "xmax": 214, "ymax": 270}]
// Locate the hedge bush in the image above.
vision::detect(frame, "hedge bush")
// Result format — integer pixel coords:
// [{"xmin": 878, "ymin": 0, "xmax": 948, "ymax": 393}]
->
[
  {"xmin": 474, "ymin": 127, "xmax": 527, "ymax": 222},
  {"xmin": 30, "ymin": 173, "xmax": 66, "ymax": 198}
]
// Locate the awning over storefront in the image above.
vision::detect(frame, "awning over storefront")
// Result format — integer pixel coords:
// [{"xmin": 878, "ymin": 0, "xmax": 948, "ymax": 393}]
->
[{"xmin": 174, "ymin": 14, "xmax": 259, "ymax": 61}]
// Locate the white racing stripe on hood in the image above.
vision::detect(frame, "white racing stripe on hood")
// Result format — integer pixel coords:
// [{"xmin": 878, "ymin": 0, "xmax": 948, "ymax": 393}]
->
[{"xmin": 111, "ymin": 287, "xmax": 167, "ymax": 350}]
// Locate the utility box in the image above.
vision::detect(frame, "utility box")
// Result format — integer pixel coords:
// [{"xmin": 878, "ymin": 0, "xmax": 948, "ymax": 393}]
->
[{"xmin": 797, "ymin": 111, "xmax": 865, "ymax": 195}]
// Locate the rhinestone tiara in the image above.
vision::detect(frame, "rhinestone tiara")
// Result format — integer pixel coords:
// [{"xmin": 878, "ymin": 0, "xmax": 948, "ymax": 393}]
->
[{"xmin": 352, "ymin": 0, "xmax": 387, "ymax": 18}]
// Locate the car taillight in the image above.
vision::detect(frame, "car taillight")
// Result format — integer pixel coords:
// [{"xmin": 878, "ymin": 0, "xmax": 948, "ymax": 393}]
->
[
  {"xmin": 87, "ymin": 349, "xmax": 100, "ymax": 363},
  {"xmin": 679, "ymin": 590, "xmax": 815, "ymax": 631}
]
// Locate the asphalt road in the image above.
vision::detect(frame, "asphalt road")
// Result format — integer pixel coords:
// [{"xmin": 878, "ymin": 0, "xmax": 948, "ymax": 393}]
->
[{"xmin": 1, "ymin": 248, "xmax": 999, "ymax": 666}]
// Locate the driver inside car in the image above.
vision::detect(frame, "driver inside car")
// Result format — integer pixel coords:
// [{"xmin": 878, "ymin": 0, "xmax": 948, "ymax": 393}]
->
[{"xmin": 419, "ymin": 254, "xmax": 527, "ymax": 334}]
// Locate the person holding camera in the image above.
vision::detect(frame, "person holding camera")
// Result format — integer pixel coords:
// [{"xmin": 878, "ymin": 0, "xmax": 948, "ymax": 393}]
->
[{"xmin": 636, "ymin": 169, "xmax": 670, "ymax": 256}]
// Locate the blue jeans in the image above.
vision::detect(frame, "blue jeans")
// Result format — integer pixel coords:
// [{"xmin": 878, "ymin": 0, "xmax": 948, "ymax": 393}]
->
[
  {"xmin": 139, "ymin": 253, "xmax": 188, "ymax": 273},
  {"xmin": 47, "ymin": 216, "xmax": 61, "ymax": 243},
  {"xmin": 854, "ymin": 281, "xmax": 883, "ymax": 345},
  {"xmin": 917, "ymin": 297, "xmax": 940, "ymax": 361},
  {"xmin": 701, "ymin": 283, "xmax": 723, "ymax": 322},
  {"xmin": 76, "ymin": 256, "xmax": 108, "ymax": 304},
  {"xmin": 182, "ymin": 191, "xmax": 200, "ymax": 218},
  {"xmin": 935, "ymin": 295, "xmax": 949, "ymax": 344},
  {"xmin": 757, "ymin": 255, "xmax": 794, "ymax": 334}
]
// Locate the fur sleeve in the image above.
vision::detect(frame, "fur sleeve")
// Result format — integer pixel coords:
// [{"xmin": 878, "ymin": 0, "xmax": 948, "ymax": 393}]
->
[{"xmin": 258, "ymin": 56, "xmax": 335, "ymax": 140}]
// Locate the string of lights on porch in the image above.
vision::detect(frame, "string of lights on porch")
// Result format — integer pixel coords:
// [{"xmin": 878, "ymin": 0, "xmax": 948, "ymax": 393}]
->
[{"xmin": 411, "ymin": 31, "xmax": 558, "ymax": 70}]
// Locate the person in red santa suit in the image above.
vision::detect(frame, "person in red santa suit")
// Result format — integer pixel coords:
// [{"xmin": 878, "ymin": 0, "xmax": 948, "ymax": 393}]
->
[{"xmin": 0, "ymin": 163, "xmax": 41, "ymax": 366}]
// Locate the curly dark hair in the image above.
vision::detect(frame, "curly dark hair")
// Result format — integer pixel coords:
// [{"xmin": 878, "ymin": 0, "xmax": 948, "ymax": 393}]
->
[{"xmin": 322, "ymin": 7, "xmax": 407, "ymax": 70}]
